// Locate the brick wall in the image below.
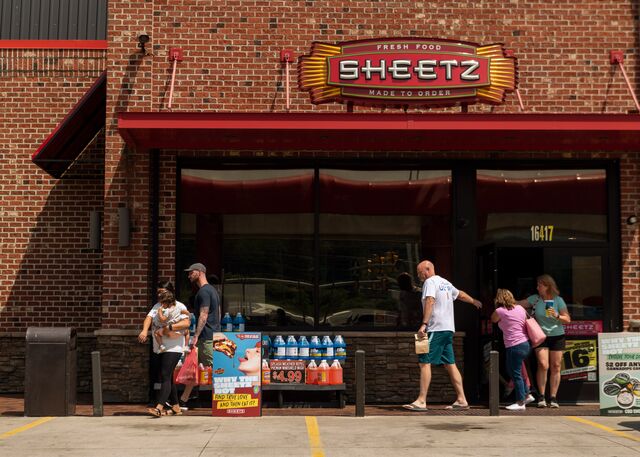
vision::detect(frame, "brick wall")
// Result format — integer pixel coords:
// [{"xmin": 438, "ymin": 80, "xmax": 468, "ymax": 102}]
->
[
  {"xmin": 0, "ymin": 71, "xmax": 105, "ymax": 334},
  {"xmin": 1, "ymin": 1, "xmax": 640, "ymax": 400},
  {"xmin": 99, "ymin": 0, "xmax": 640, "ymax": 330},
  {"xmin": 140, "ymin": 1, "xmax": 637, "ymax": 113}
]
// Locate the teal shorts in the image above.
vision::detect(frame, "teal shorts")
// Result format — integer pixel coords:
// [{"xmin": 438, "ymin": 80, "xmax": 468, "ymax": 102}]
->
[{"xmin": 418, "ymin": 331, "xmax": 455, "ymax": 365}]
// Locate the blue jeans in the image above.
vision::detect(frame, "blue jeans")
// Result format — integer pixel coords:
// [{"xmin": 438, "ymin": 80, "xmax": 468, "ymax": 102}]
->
[{"xmin": 505, "ymin": 341, "xmax": 531, "ymax": 402}]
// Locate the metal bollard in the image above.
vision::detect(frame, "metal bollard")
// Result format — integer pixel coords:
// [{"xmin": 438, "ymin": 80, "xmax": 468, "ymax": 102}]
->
[
  {"xmin": 91, "ymin": 351, "xmax": 103, "ymax": 417},
  {"xmin": 355, "ymin": 350, "xmax": 365, "ymax": 417},
  {"xmin": 489, "ymin": 350, "xmax": 499, "ymax": 416}
]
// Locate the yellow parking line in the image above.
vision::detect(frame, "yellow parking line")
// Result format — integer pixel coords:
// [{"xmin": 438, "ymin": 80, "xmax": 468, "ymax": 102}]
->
[
  {"xmin": 0, "ymin": 417, "xmax": 54, "ymax": 440},
  {"xmin": 567, "ymin": 416, "xmax": 640, "ymax": 443},
  {"xmin": 305, "ymin": 416, "xmax": 325, "ymax": 457}
]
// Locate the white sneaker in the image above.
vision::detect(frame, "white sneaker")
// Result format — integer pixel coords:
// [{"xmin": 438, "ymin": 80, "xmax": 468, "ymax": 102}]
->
[
  {"xmin": 506, "ymin": 402, "xmax": 526, "ymax": 411},
  {"xmin": 524, "ymin": 394, "xmax": 535, "ymax": 405}
]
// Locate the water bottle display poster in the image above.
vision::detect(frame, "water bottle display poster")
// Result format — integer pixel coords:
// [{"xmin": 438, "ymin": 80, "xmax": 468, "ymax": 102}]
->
[
  {"xmin": 598, "ymin": 333, "xmax": 640, "ymax": 416},
  {"xmin": 212, "ymin": 332, "xmax": 261, "ymax": 417}
]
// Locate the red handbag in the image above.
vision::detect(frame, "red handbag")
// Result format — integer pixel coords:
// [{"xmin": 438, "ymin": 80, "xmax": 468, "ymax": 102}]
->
[{"xmin": 525, "ymin": 316, "xmax": 546, "ymax": 348}]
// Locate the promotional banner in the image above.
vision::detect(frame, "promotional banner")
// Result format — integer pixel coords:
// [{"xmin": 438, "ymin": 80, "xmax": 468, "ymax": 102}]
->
[
  {"xmin": 212, "ymin": 332, "xmax": 261, "ymax": 417},
  {"xmin": 598, "ymin": 333, "xmax": 640, "ymax": 416},
  {"xmin": 561, "ymin": 339, "xmax": 597, "ymax": 382}
]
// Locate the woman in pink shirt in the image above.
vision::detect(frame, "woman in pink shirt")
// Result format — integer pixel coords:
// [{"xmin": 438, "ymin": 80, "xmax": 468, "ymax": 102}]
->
[{"xmin": 491, "ymin": 289, "xmax": 535, "ymax": 411}]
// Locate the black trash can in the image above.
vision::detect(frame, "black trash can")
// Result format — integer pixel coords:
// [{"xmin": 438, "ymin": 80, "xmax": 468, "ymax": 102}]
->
[{"xmin": 25, "ymin": 327, "xmax": 77, "ymax": 416}]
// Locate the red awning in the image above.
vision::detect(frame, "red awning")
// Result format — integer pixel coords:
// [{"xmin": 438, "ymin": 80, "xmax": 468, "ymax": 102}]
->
[
  {"xmin": 32, "ymin": 71, "xmax": 106, "ymax": 178},
  {"xmin": 181, "ymin": 173, "xmax": 604, "ymax": 216},
  {"xmin": 118, "ymin": 111, "xmax": 640, "ymax": 152}
]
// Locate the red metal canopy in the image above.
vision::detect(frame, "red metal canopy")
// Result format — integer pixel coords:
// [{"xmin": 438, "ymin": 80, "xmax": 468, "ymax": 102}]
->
[
  {"xmin": 118, "ymin": 111, "xmax": 640, "ymax": 153},
  {"xmin": 32, "ymin": 71, "xmax": 106, "ymax": 178}
]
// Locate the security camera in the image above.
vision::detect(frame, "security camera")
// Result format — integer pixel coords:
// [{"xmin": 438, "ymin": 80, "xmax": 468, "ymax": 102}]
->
[{"xmin": 138, "ymin": 34, "xmax": 151, "ymax": 55}]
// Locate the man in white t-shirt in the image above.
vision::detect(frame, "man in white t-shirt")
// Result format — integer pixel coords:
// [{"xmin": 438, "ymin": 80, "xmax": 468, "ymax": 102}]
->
[{"xmin": 403, "ymin": 260, "xmax": 482, "ymax": 411}]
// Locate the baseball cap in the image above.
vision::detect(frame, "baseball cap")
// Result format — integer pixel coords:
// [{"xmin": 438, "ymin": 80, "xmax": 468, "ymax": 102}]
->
[{"xmin": 184, "ymin": 263, "xmax": 206, "ymax": 273}]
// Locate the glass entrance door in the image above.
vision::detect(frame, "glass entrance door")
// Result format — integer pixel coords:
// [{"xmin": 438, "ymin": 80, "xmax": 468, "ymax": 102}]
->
[
  {"xmin": 476, "ymin": 244, "xmax": 607, "ymax": 402},
  {"xmin": 478, "ymin": 245, "xmax": 607, "ymax": 326}
]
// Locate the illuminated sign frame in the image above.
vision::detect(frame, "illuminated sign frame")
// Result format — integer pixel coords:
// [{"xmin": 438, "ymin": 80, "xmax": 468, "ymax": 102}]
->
[{"xmin": 298, "ymin": 37, "xmax": 518, "ymax": 108}]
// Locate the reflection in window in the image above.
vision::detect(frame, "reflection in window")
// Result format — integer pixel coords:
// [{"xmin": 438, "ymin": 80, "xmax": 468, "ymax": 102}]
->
[
  {"xmin": 178, "ymin": 168, "xmax": 452, "ymax": 330},
  {"xmin": 319, "ymin": 170, "xmax": 451, "ymax": 329},
  {"xmin": 546, "ymin": 254, "xmax": 603, "ymax": 320},
  {"xmin": 179, "ymin": 169, "xmax": 314, "ymax": 328},
  {"xmin": 476, "ymin": 170, "xmax": 607, "ymax": 242}
]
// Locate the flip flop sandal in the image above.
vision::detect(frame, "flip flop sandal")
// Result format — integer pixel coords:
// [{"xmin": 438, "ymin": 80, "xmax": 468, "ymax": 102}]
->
[
  {"xmin": 445, "ymin": 402, "xmax": 470, "ymax": 410},
  {"xmin": 402, "ymin": 403, "xmax": 428, "ymax": 411},
  {"xmin": 147, "ymin": 407, "xmax": 163, "ymax": 418},
  {"xmin": 166, "ymin": 405, "xmax": 183, "ymax": 416}
]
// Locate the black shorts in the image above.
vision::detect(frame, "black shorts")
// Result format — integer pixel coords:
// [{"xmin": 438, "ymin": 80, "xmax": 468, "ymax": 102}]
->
[{"xmin": 538, "ymin": 334, "xmax": 566, "ymax": 351}]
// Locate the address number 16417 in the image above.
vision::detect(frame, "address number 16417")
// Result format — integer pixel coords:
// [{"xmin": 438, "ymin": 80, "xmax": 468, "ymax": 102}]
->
[{"xmin": 530, "ymin": 225, "xmax": 554, "ymax": 242}]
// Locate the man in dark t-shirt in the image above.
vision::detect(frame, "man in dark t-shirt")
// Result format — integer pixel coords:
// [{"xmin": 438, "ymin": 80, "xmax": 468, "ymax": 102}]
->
[
  {"xmin": 179, "ymin": 262, "xmax": 221, "ymax": 409},
  {"xmin": 185, "ymin": 262, "xmax": 220, "ymax": 362}
]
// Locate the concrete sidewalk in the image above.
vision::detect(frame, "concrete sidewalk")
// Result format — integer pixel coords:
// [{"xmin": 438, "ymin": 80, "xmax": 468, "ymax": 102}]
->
[
  {"xmin": 1, "ymin": 394, "xmax": 638, "ymax": 456},
  {"xmin": 1, "ymin": 412, "xmax": 640, "ymax": 456},
  {"xmin": 0, "ymin": 393, "xmax": 601, "ymax": 417}
]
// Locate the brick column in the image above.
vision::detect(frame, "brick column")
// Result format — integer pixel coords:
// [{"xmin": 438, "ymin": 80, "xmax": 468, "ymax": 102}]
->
[
  {"xmin": 621, "ymin": 152, "xmax": 640, "ymax": 329},
  {"xmin": 100, "ymin": 1, "xmax": 156, "ymax": 401}
]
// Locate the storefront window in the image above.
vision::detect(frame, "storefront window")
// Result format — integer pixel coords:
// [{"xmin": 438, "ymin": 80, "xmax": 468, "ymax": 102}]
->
[
  {"xmin": 476, "ymin": 169, "xmax": 607, "ymax": 242},
  {"xmin": 179, "ymin": 169, "xmax": 314, "ymax": 327},
  {"xmin": 318, "ymin": 170, "xmax": 451, "ymax": 329},
  {"xmin": 546, "ymin": 253, "xmax": 604, "ymax": 320},
  {"xmin": 178, "ymin": 168, "xmax": 451, "ymax": 330}
]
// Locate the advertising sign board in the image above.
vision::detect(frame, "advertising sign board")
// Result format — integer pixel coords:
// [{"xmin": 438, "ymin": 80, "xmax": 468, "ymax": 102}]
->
[
  {"xmin": 299, "ymin": 38, "xmax": 517, "ymax": 108},
  {"xmin": 561, "ymin": 339, "xmax": 597, "ymax": 382},
  {"xmin": 598, "ymin": 333, "xmax": 640, "ymax": 415},
  {"xmin": 212, "ymin": 332, "xmax": 262, "ymax": 417}
]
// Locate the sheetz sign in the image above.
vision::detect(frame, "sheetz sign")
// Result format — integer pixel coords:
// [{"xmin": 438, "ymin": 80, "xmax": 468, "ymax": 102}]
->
[{"xmin": 298, "ymin": 38, "xmax": 518, "ymax": 108}]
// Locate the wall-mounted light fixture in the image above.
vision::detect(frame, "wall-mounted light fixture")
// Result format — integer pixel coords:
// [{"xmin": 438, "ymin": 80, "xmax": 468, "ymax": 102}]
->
[
  {"xmin": 627, "ymin": 215, "xmax": 638, "ymax": 225},
  {"xmin": 138, "ymin": 34, "xmax": 150, "ymax": 55},
  {"xmin": 89, "ymin": 210, "xmax": 101, "ymax": 250},
  {"xmin": 118, "ymin": 207, "xmax": 131, "ymax": 247}
]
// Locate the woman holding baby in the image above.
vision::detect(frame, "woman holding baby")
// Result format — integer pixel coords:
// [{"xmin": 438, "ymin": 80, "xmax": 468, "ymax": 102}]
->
[{"xmin": 138, "ymin": 281, "xmax": 190, "ymax": 417}]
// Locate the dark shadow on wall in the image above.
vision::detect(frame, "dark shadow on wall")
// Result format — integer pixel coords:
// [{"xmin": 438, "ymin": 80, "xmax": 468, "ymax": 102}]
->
[
  {"xmin": 115, "ymin": 52, "xmax": 148, "ymax": 112},
  {"xmin": 0, "ymin": 133, "xmax": 105, "ymax": 394},
  {"xmin": 5, "ymin": 135, "xmax": 105, "ymax": 331}
]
